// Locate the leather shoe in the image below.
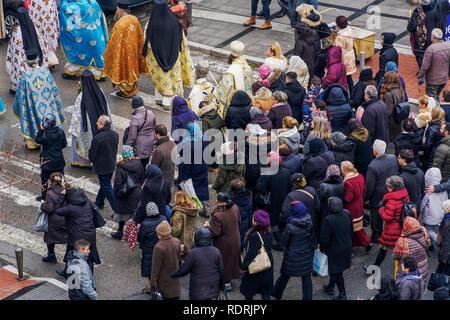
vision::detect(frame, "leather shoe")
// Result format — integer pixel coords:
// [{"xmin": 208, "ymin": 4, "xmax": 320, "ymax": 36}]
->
[
  {"xmin": 323, "ymin": 284, "xmax": 334, "ymax": 295},
  {"xmin": 42, "ymin": 254, "xmax": 57, "ymax": 264},
  {"xmin": 111, "ymin": 232, "xmax": 123, "ymax": 240},
  {"xmin": 56, "ymin": 269, "xmax": 68, "ymax": 279}
]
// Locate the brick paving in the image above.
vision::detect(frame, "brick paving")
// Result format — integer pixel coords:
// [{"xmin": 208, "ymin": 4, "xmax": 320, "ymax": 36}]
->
[
  {"xmin": 353, "ymin": 53, "xmax": 450, "ymax": 100},
  {"xmin": 0, "ymin": 268, "xmax": 37, "ymax": 300}
]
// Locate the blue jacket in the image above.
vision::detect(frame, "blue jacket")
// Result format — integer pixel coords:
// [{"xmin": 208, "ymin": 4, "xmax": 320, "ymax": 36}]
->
[
  {"xmin": 67, "ymin": 250, "xmax": 97, "ymax": 300},
  {"xmin": 395, "ymin": 270, "xmax": 424, "ymax": 300},
  {"xmin": 229, "ymin": 189, "xmax": 253, "ymax": 250},
  {"xmin": 323, "ymin": 84, "xmax": 353, "ymax": 133}
]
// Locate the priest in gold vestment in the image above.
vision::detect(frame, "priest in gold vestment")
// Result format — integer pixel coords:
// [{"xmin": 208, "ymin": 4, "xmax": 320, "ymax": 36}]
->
[{"xmin": 103, "ymin": 0, "xmax": 148, "ymax": 98}]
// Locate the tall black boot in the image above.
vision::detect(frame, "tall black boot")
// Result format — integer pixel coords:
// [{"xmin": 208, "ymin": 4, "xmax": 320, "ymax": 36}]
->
[
  {"xmin": 111, "ymin": 221, "xmax": 125, "ymax": 240},
  {"xmin": 56, "ymin": 264, "xmax": 68, "ymax": 279},
  {"xmin": 42, "ymin": 244, "xmax": 57, "ymax": 263}
]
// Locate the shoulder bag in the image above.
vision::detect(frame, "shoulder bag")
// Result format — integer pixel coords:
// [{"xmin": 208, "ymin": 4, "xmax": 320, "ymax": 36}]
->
[
  {"xmin": 123, "ymin": 110, "xmax": 148, "ymax": 145},
  {"xmin": 248, "ymin": 232, "xmax": 271, "ymax": 274}
]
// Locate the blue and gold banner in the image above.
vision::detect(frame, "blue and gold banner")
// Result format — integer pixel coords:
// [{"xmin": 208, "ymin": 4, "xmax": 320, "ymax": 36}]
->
[{"xmin": 60, "ymin": 0, "xmax": 108, "ymax": 70}]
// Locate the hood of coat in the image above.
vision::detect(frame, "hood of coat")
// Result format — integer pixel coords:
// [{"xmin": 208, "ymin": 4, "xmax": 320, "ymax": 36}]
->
[
  {"xmin": 395, "ymin": 270, "xmax": 422, "ymax": 285},
  {"xmin": 422, "ymin": 0, "xmax": 436, "ymax": 11},
  {"xmin": 290, "ymin": 214, "xmax": 313, "ymax": 228},
  {"xmin": 324, "ymin": 84, "xmax": 349, "ymax": 106},
  {"xmin": 67, "ymin": 249, "xmax": 88, "ymax": 262},
  {"xmin": 194, "ymin": 227, "xmax": 212, "ymax": 247},
  {"xmin": 328, "ymin": 197, "xmax": 344, "ymax": 214},
  {"xmin": 229, "ymin": 188, "xmax": 252, "ymax": 206},
  {"xmin": 117, "ymin": 158, "xmax": 143, "ymax": 175},
  {"xmin": 197, "ymin": 103, "xmax": 218, "ymax": 118},
  {"xmin": 254, "ymin": 87, "xmax": 273, "ymax": 101},
  {"xmin": 173, "ymin": 205, "xmax": 198, "ymax": 217},
  {"xmin": 267, "ymin": 69, "xmax": 284, "ymax": 85},
  {"xmin": 228, "ymin": 90, "xmax": 252, "ymax": 108},
  {"xmin": 286, "ymin": 80, "xmax": 303, "ymax": 93},
  {"xmin": 425, "ymin": 167, "xmax": 442, "ymax": 186},
  {"xmin": 333, "ymin": 140, "xmax": 354, "ymax": 153},
  {"xmin": 400, "ymin": 162, "xmax": 419, "ymax": 175},
  {"xmin": 65, "ymin": 188, "xmax": 89, "ymax": 206},
  {"xmin": 327, "ymin": 46, "xmax": 343, "ymax": 66},
  {"xmin": 383, "ymin": 188, "xmax": 409, "ymax": 202},
  {"xmin": 44, "ymin": 126, "xmax": 64, "ymax": 142},
  {"xmin": 382, "ymin": 32, "xmax": 396, "ymax": 48},
  {"xmin": 172, "ymin": 96, "xmax": 190, "ymax": 116},
  {"xmin": 441, "ymin": 135, "xmax": 450, "ymax": 147}
]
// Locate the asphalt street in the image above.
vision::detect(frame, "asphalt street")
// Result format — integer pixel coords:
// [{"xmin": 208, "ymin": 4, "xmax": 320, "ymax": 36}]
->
[{"xmin": 0, "ymin": 2, "xmax": 438, "ymax": 300}]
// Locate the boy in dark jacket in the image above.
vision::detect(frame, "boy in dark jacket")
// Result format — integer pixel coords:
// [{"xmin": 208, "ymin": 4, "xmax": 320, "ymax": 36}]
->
[
  {"xmin": 283, "ymin": 71, "xmax": 306, "ymax": 124},
  {"xmin": 395, "ymin": 254, "xmax": 424, "ymax": 300},
  {"xmin": 302, "ymin": 76, "xmax": 323, "ymax": 125}
]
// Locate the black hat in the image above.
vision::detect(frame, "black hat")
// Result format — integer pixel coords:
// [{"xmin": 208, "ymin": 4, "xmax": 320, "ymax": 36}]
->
[
  {"xmin": 117, "ymin": 0, "xmax": 129, "ymax": 9},
  {"xmin": 131, "ymin": 95, "xmax": 144, "ymax": 108},
  {"xmin": 25, "ymin": 48, "xmax": 39, "ymax": 61}
]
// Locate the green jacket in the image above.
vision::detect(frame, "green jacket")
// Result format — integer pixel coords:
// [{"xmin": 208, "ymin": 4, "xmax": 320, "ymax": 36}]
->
[{"xmin": 433, "ymin": 135, "xmax": 450, "ymax": 182}]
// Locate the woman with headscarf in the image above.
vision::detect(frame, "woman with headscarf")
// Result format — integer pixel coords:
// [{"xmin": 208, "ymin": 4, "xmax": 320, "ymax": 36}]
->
[
  {"xmin": 393, "ymin": 216, "xmax": 430, "ymax": 281},
  {"xmin": 240, "ymin": 209, "xmax": 273, "ymax": 300},
  {"xmin": 273, "ymin": 202, "xmax": 315, "ymax": 300},
  {"xmin": 286, "ymin": 55, "xmax": 310, "ymax": 90},
  {"xmin": 249, "ymin": 106, "xmax": 273, "ymax": 130},
  {"xmin": 177, "ymin": 122, "xmax": 210, "ymax": 213},
  {"xmin": 111, "ymin": 145, "xmax": 146, "ymax": 240},
  {"xmin": 346, "ymin": 118, "xmax": 373, "ymax": 178},
  {"xmin": 341, "ymin": 161, "xmax": 372, "ymax": 250},
  {"xmin": 171, "ymin": 96, "xmax": 199, "ymax": 138},
  {"xmin": 133, "ymin": 164, "xmax": 172, "ymax": 225},
  {"xmin": 349, "ymin": 68, "xmax": 376, "ymax": 110},
  {"xmin": 6, "ymin": 6, "xmax": 48, "ymax": 94},
  {"xmin": 320, "ymin": 197, "xmax": 353, "ymax": 300},
  {"xmin": 142, "ymin": 0, "xmax": 195, "ymax": 109},
  {"xmin": 207, "ymin": 192, "xmax": 242, "ymax": 292},
  {"xmin": 317, "ymin": 164, "xmax": 345, "ymax": 237},
  {"xmin": 335, "ymin": 16, "xmax": 356, "ymax": 94},
  {"xmin": 68, "ymin": 70, "xmax": 113, "ymax": 168}
]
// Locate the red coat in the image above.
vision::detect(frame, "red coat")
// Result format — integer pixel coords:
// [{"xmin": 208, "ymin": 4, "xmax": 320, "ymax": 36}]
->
[
  {"xmin": 322, "ymin": 47, "xmax": 348, "ymax": 90},
  {"xmin": 343, "ymin": 174, "xmax": 365, "ymax": 221},
  {"xmin": 379, "ymin": 188, "xmax": 409, "ymax": 247}
]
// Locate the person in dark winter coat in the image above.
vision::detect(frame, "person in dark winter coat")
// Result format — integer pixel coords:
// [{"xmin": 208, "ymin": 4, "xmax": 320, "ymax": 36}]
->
[
  {"xmin": 197, "ymin": 101, "xmax": 225, "ymax": 132},
  {"xmin": 364, "ymin": 139, "xmax": 399, "ymax": 243},
  {"xmin": 273, "ymin": 202, "xmax": 315, "ymax": 300},
  {"xmin": 320, "ymin": 197, "xmax": 353, "ymax": 300},
  {"xmin": 322, "ymin": 46, "xmax": 347, "ymax": 90},
  {"xmin": 229, "ymin": 178, "xmax": 253, "ymax": 251},
  {"xmin": 280, "ymin": 173, "xmax": 320, "ymax": 231},
  {"xmin": 421, "ymin": 109, "xmax": 445, "ymax": 172},
  {"xmin": 134, "ymin": 165, "xmax": 172, "ymax": 224},
  {"xmin": 240, "ymin": 210, "xmax": 274, "ymax": 300},
  {"xmin": 283, "ymin": 71, "xmax": 306, "ymax": 123},
  {"xmin": 267, "ymin": 91, "xmax": 292, "ymax": 129},
  {"xmin": 208, "ymin": 193, "xmax": 242, "ymax": 291},
  {"xmin": 407, "ymin": 0, "xmax": 442, "ymax": 68},
  {"xmin": 331, "ymin": 131, "xmax": 355, "ymax": 166},
  {"xmin": 367, "ymin": 175, "xmax": 410, "ymax": 270},
  {"xmin": 314, "ymin": 38, "xmax": 332, "ymax": 79},
  {"xmin": 40, "ymin": 172, "xmax": 68, "ymax": 264},
  {"xmin": 317, "ymin": 164, "xmax": 345, "ymax": 237},
  {"xmin": 88, "ymin": 115, "xmax": 119, "ymax": 211},
  {"xmin": 395, "ymin": 254, "xmax": 424, "ymax": 300},
  {"xmin": 267, "ymin": 69, "xmax": 287, "ymax": 93},
  {"xmin": 293, "ymin": 22, "xmax": 316, "ymax": 81},
  {"xmin": 225, "ymin": 90, "xmax": 252, "ymax": 130},
  {"xmin": 125, "ymin": 96, "xmax": 156, "ymax": 169},
  {"xmin": 380, "ymin": 71, "xmax": 406, "ymax": 142},
  {"xmin": 171, "ymin": 228, "xmax": 225, "ymax": 300},
  {"xmin": 375, "ymin": 33, "xmax": 398, "ymax": 82},
  {"xmin": 35, "ymin": 114, "xmax": 67, "ymax": 200},
  {"xmin": 437, "ymin": 200, "xmax": 450, "ymax": 275},
  {"xmin": 249, "ymin": 107, "xmax": 273, "ymax": 130},
  {"xmin": 54, "ymin": 188, "xmax": 101, "ymax": 276},
  {"xmin": 111, "ymin": 146, "xmax": 146, "ymax": 240},
  {"xmin": 323, "ymin": 84, "xmax": 353, "ymax": 133},
  {"xmin": 360, "ymin": 85, "xmax": 390, "ymax": 144},
  {"xmin": 213, "ymin": 142, "xmax": 246, "ymax": 193},
  {"xmin": 137, "ymin": 202, "xmax": 167, "ymax": 283},
  {"xmin": 371, "ymin": 277, "xmax": 398, "ymax": 300},
  {"xmin": 433, "ymin": 123, "xmax": 450, "ymax": 183},
  {"xmin": 303, "ymin": 138, "xmax": 336, "ymax": 190},
  {"xmin": 349, "ymin": 68, "xmax": 375, "ymax": 109},
  {"xmin": 398, "ymin": 149, "xmax": 425, "ymax": 215},
  {"xmin": 171, "ymin": 96, "xmax": 199, "ymax": 136},
  {"xmin": 255, "ymin": 152, "xmax": 291, "ymax": 250},
  {"xmin": 394, "ymin": 118, "xmax": 422, "ymax": 168},
  {"xmin": 279, "ymin": 143, "xmax": 302, "ymax": 176},
  {"xmin": 347, "ymin": 118, "xmax": 373, "ymax": 177},
  {"xmin": 176, "ymin": 122, "xmax": 210, "ymax": 203},
  {"xmin": 151, "ymin": 124, "xmax": 176, "ymax": 185}
]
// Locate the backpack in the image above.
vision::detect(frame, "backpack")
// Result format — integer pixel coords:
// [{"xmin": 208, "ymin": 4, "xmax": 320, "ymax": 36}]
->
[
  {"xmin": 394, "ymin": 102, "xmax": 410, "ymax": 123},
  {"xmin": 396, "ymin": 198, "xmax": 418, "ymax": 227}
]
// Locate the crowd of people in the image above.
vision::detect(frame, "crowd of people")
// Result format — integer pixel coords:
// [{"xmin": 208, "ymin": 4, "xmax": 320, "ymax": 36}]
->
[{"xmin": 1, "ymin": 0, "xmax": 450, "ymax": 301}]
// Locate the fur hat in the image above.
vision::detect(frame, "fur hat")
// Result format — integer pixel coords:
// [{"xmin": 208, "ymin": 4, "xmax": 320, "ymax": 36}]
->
[
  {"xmin": 156, "ymin": 220, "xmax": 171, "ymax": 236},
  {"xmin": 230, "ymin": 40, "xmax": 245, "ymax": 57}
]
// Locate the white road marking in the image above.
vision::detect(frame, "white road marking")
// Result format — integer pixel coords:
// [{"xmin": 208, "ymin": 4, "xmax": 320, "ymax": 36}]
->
[{"xmin": 10, "ymin": 123, "xmax": 20, "ymax": 128}]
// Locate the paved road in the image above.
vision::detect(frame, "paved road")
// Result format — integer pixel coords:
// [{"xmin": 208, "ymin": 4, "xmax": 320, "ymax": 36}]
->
[{"xmin": 0, "ymin": 2, "xmax": 438, "ymax": 300}]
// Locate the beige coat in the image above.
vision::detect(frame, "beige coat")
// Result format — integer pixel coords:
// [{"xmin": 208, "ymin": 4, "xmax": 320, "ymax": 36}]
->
[{"xmin": 335, "ymin": 26, "xmax": 356, "ymax": 75}]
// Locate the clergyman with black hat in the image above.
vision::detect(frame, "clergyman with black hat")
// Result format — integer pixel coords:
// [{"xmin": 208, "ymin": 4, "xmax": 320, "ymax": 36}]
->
[
  {"xmin": 125, "ymin": 96, "xmax": 156, "ymax": 170},
  {"xmin": 103, "ymin": 0, "xmax": 149, "ymax": 98},
  {"xmin": 12, "ymin": 48, "xmax": 66, "ymax": 150}
]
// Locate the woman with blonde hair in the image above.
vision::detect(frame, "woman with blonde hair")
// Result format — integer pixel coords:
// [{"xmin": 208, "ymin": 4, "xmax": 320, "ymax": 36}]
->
[
  {"xmin": 279, "ymin": 116, "xmax": 301, "ymax": 154},
  {"xmin": 380, "ymin": 71, "xmax": 405, "ymax": 141},
  {"xmin": 422, "ymin": 106, "xmax": 446, "ymax": 171},
  {"xmin": 170, "ymin": 190, "xmax": 199, "ymax": 253},
  {"xmin": 264, "ymin": 42, "xmax": 287, "ymax": 73},
  {"xmin": 413, "ymin": 95, "xmax": 437, "ymax": 128},
  {"xmin": 302, "ymin": 116, "xmax": 331, "ymax": 155},
  {"xmin": 40, "ymin": 172, "xmax": 70, "ymax": 264}
]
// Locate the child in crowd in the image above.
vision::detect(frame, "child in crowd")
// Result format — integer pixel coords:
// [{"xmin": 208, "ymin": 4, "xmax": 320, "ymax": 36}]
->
[{"xmin": 302, "ymin": 76, "xmax": 323, "ymax": 125}]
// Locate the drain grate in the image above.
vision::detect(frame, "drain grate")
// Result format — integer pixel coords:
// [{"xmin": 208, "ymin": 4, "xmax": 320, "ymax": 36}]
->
[{"xmin": 14, "ymin": 282, "xmax": 69, "ymax": 300}]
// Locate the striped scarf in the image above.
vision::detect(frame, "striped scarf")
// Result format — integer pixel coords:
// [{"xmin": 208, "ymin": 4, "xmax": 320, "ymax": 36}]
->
[{"xmin": 416, "ymin": 6, "xmax": 427, "ymax": 49}]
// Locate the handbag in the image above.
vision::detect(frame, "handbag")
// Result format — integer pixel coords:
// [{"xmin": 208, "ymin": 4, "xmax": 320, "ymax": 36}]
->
[
  {"xmin": 117, "ymin": 173, "xmax": 139, "ymax": 198},
  {"xmin": 91, "ymin": 202, "xmax": 106, "ymax": 228},
  {"xmin": 427, "ymin": 272, "xmax": 449, "ymax": 292},
  {"xmin": 33, "ymin": 209, "xmax": 48, "ymax": 232},
  {"xmin": 248, "ymin": 232, "xmax": 271, "ymax": 274},
  {"xmin": 313, "ymin": 247, "xmax": 328, "ymax": 276},
  {"xmin": 151, "ymin": 288, "xmax": 164, "ymax": 300}
]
